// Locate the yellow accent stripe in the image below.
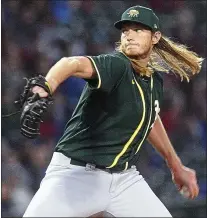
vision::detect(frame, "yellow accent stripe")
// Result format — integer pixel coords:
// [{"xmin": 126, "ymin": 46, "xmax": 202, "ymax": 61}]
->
[
  {"xmin": 86, "ymin": 56, "xmax": 101, "ymax": 89},
  {"xmin": 124, "ymin": 162, "xmax": 128, "ymax": 170},
  {"xmin": 45, "ymin": 81, "xmax": 52, "ymax": 94},
  {"xmin": 106, "ymin": 76, "xmax": 146, "ymax": 168},
  {"xmin": 135, "ymin": 76, "xmax": 154, "ymax": 154}
]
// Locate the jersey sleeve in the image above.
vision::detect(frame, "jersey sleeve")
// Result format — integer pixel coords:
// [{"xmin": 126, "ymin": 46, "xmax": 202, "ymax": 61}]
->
[{"xmin": 85, "ymin": 53, "xmax": 127, "ymax": 93}]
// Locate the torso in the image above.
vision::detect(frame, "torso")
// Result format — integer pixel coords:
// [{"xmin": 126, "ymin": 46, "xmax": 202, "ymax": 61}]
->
[{"xmin": 55, "ymin": 52, "xmax": 163, "ymax": 169}]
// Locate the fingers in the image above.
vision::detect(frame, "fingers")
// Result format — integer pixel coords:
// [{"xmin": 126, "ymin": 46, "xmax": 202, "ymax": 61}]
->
[
  {"xmin": 194, "ymin": 182, "xmax": 199, "ymax": 198},
  {"xmin": 32, "ymin": 86, "xmax": 48, "ymax": 98},
  {"xmin": 173, "ymin": 167, "xmax": 200, "ymax": 199},
  {"xmin": 182, "ymin": 180, "xmax": 199, "ymax": 199},
  {"xmin": 190, "ymin": 172, "xmax": 199, "ymax": 199},
  {"xmin": 185, "ymin": 169, "xmax": 199, "ymax": 199},
  {"xmin": 190, "ymin": 181, "xmax": 199, "ymax": 199},
  {"xmin": 178, "ymin": 169, "xmax": 199, "ymax": 199}
]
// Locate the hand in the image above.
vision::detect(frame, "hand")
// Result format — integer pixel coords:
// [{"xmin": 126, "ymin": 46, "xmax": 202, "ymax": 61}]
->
[
  {"xmin": 17, "ymin": 75, "xmax": 53, "ymax": 138},
  {"xmin": 171, "ymin": 165, "xmax": 199, "ymax": 199},
  {"xmin": 32, "ymin": 86, "xmax": 49, "ymax": 98},
  {"xmin": 20, "ymin": 94, "xmax": 49, "ymax": 138}
]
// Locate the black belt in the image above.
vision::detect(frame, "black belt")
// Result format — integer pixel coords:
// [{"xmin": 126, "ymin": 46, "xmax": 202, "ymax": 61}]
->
[{"xmin": 70, "ymin": 159, "xmax": 128, "ymax": 173}]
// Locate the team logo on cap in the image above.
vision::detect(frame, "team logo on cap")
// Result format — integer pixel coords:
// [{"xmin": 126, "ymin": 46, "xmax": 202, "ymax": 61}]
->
[{"xmin": 127, "ymin": 9, "xmax": 139, "ymax": 17}]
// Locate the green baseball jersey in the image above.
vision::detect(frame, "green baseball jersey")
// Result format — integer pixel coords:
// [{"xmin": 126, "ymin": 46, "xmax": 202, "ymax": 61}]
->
[{"xmin": 55, "ymin": 51, "xmax": 163, "ymax": 170}]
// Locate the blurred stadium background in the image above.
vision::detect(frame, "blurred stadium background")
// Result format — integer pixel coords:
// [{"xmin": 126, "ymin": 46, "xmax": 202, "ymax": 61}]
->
[{"xmin": 1, "ymin": 0, "xmax": 206, "ymax": 217}]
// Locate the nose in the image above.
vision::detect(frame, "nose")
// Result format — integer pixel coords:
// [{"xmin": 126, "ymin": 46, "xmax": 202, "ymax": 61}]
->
[{"xmin": 125, "ymin": 29, "xmax": 133, "ymax": 41}]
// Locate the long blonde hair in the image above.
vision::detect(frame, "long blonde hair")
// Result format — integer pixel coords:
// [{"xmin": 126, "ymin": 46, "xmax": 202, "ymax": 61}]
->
[{"xmin": 116, "ymin": 36, "xmax": 204, "ymax": 81}]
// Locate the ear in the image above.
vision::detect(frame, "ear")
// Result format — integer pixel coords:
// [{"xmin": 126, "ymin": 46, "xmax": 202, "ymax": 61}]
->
[{"xmin": 152, "ymin": 31, "xmax": 161, "ymax": 45}]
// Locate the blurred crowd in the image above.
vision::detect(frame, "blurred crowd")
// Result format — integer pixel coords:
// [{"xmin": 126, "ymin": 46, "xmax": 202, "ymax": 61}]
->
[{"xmin": 1, "ymin": 0, "xmax": 206, "ymax": 217}]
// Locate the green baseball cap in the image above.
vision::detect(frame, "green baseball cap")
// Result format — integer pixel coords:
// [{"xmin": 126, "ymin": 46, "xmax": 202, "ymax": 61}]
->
[{"xmin": 114, "ymin": 5, "xmax": 160, "ymax": 31}]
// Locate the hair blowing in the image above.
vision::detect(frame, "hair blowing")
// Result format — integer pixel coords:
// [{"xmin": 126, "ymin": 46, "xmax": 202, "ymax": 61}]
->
[{"xmin": 116, "ymin": 36, "xmax": 204, "ymax": 82}]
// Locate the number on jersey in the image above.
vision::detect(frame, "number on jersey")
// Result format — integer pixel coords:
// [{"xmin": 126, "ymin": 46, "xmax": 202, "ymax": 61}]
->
[{"xmin": 150, "ymin": 100, "xmax": 160, "ymax": 128}]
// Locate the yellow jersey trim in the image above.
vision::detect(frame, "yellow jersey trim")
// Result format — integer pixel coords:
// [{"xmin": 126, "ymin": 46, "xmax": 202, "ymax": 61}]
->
[
  {"xmin": 135, "ymin": 76, "xmax": 154, "ymax": 153},
  {"xmin": 106, "ymin": 76, "xmax": 146, "ymax": 168},
  {"xmin": 86, "ymin": 56, "xmax": 101, "ymax": 89}
]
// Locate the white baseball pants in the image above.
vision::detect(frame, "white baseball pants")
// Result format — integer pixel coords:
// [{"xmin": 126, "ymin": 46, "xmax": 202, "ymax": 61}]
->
[{"xmin": 23, "ymin": 152, "xmax": 172, "ymax": 217}]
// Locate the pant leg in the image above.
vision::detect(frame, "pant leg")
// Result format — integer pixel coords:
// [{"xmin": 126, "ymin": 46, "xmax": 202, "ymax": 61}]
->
[
  {"xmin": 23, "ymin": 152, "xmax": 111, "ymax": 217},
  {"xmin": 106, "ymin": 168, "xmax": 172, "ymax": 217}
]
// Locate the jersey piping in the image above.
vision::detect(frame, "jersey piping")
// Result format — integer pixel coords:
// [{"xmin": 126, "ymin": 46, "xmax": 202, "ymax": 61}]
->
[
  {"xmin": 86, "ymin": 56, "xmax": 101, "ymax": 89},
  {"xmin": 106, "ymin": 76, "xmax": 146, "ymax": 168},
  {"xmin": 135, "ymin": 75, "xmax": 154, "ymax": 153},
  {"xmin": 124, "ymin": 161, "xmax": 129, "ymax": 170}
]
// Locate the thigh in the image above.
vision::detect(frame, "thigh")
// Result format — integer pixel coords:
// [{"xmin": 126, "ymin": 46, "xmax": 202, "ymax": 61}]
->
[
  {"xmin": 106, "ymin": 172, "xmax": 172, "ymax": 217},
  {"xmin": 24, "ymin": 164, "xmax": 110, "ymax": 217}
]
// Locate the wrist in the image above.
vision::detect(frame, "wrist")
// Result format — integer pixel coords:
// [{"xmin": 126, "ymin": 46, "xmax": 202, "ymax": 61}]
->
[
  {"xmin": 45, "ymin": 77, "xmax": 59, "ymax": 94},
  {"xmin": 166, "ymin": 156, "xmax": 183, "ymax": 173}
]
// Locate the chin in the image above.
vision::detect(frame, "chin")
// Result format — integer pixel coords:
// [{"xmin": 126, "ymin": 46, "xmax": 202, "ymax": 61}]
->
[
  {"xmin": 125, "ymin": 48, "xmax": 149, "ymax": 59},
  {"xmin": 125, "ymin": 50, "xmax": 140, "ymax": 58}
]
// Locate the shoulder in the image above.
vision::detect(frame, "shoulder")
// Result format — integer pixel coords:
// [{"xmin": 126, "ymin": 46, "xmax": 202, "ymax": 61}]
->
[
  {"xmin": 87, "ymin": 51, "xmax": 131, "ymax": 74},
  {"xmin": 112, "ymin": 51, "xmax": 132, "ymax": 65},
  {"xmin": 95, "ymin": 51, "xmax": 131, "ymax": 66}
]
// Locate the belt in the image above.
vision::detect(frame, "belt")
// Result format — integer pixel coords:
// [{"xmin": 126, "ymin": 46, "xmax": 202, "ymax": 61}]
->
[{"xmin": 70, "ymin": 159, "xmax": 129, "ymax": 173}]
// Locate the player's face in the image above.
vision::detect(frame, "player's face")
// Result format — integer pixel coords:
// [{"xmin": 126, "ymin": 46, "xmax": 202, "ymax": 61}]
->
[{"xmin": 121, "ymin": 23, "xmax": 155, "ymax": 59}]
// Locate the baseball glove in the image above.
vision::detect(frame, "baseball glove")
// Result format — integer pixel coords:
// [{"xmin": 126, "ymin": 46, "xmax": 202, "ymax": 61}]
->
[{"xmin": 16, "ymin": 75, "xmax": 53, "ymax": 139}]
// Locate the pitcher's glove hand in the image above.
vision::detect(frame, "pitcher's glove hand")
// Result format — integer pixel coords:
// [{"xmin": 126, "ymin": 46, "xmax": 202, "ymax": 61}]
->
[{"xmin": 16, "ymin": 75, "xmax": 53, "ymax": 139}]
